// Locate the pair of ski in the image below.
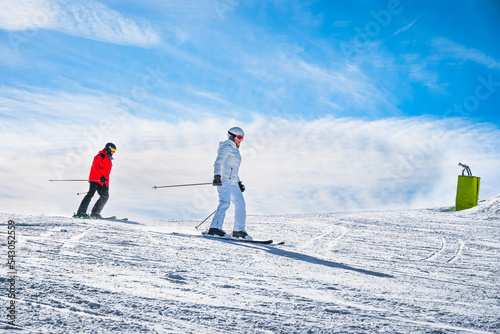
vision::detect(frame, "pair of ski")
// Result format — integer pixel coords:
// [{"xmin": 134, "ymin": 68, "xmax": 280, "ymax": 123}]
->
[
  {"xmin": 73, "ymin": 215, "xmax": 128, "ymax": 221},
  {"xmin": 173, "ymin": 231, "xmax": 284, "ymax": 245},
  {"xmin": 99, "ymin": 216, "xmax": 128, "ymax": 221},
  {"xmin": 72, "ymin": 215, "xmax": 281, "ymax": 244}
]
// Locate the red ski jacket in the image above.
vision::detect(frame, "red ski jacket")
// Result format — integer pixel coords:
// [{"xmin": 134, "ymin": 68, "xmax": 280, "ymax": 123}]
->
[{"xmin": 88, "ymin": 149, "xmax": 113, "ymax": 186}]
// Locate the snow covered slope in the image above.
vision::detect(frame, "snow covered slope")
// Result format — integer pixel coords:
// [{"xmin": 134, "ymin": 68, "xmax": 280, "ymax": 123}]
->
[
  {"xmin": 0, "ymin": 202, "xmax": 499, "ymax": 333},
  {"xmin": 461, "ymin": 194, "xmax": 500, "ymax": 219}
]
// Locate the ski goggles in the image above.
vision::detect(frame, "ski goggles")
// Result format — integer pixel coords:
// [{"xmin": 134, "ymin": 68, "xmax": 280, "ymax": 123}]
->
[
  {"xmin": 110, "ymin": 147, "xmax": 117, "ymax": 153},
  {"xmin": 235, "ymin": 135, "xmax": 244, "ymax": 141}
]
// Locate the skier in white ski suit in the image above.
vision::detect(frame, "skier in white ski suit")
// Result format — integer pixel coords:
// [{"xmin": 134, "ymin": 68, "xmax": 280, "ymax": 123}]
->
[{"xmin": 209, "ymin": 127, "xmax": 249, "ymax": 239}]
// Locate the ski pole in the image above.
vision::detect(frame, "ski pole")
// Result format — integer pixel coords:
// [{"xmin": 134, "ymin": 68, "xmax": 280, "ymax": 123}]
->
[
  {"xmin": 49, "ymin": 179, "xmax": 101, "ymax": 182},
  {"xmin": 77, "ymin": 192, "xmax": 88, "ymax": 195},
  {"xmin": 152, "ymin": 182, "xmax": 212, "ymax": 189},
  {"xmin": 195, "ymin": 210, "xmax": 216, "ymax": 229}
]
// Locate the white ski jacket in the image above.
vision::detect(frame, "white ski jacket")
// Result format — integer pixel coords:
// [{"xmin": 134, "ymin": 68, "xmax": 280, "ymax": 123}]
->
[{"xmin": 213, "ymin": 139, "xmax": 241, "ymax": 186}]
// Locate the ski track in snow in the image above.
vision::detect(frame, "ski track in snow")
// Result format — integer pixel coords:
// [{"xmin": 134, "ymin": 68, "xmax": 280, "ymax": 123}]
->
[
  {"xmin": 416, "ymin": 237, "xmax": 466, "ymax": 264},
  {"xmin": 420, "ymin": 237, "xmax": 447, "ymax": 261},
  {"xmin": 0, "ymin": 208, "xmax": 499, "ymax": 333},
  {"xmin": 446, "ymin": 239, "xmax": 465, "ymax": 264},
  {"xmin": 297, "ymin": 225, "xmax": 348, "ymax": 252}
]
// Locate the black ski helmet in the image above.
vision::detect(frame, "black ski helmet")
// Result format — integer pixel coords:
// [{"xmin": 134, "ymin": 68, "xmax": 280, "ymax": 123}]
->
[{"xmin": 105, "ymin": 142, "xmax": 116, "ymax": 156}]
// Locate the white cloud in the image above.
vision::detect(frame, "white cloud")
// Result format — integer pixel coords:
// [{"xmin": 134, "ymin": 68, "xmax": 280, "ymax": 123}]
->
[
  {"xmin": 432, "ymin": 37, "xmax": 500, "ymax": 70},
  {"xmin": 403, "ymin": 37, "xmax": 500, "ymax": 90},
  {"xmin": 0, "ymin": 0, "xmax": 160, "ymax": 47},
  {"xmin": 189, "ymin": 90, "xmax": 231, "ymax": 105},
  {"xmin": 2, "ymin": 88, "xmax": 500, "ymax": 220},
  {"xmin": 404, "ymin": 54, "xmax": 441, "ymax": 90},
  {"xmin": 392, "ymin": 12, "xmax": 424, "ymax": 37},
  {"xmin": 0, "ymin": 0, "xmax": 57, "ymax": 30},
  {"xmin": 239, "ymin": 51, "xmax": 399, "ymax": 117}
]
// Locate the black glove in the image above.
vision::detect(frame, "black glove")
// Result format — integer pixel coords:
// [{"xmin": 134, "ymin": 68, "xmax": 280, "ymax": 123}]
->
[
  {"xmin": 238, "ymin": 181, "xmax": 245, "ymax": 193},
  {"xmin": 100, "ymin": 176, "xmax": 108, "ymax": 187},
  {"xmin": 212, "ymin": 175, "xmax": 222, "ymax": 186}
]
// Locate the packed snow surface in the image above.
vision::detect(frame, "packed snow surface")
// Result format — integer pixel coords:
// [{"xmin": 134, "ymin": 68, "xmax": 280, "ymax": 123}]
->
[{"xmin": 1, "ymin": 200, "xmax": 500, "ymax": 333}]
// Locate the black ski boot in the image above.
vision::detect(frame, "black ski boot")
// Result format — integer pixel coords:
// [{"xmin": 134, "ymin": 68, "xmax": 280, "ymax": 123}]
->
[
  {"xmin": 74, "ymin": 212, "xmax": 90, "ymax": 219},
  {"xmin": 207, "ymin": 228, "xmax": 227, "ymax": 237},
  {"xmin": 232, "ymin": 231, "xmax": 251, "ymax": 239}
]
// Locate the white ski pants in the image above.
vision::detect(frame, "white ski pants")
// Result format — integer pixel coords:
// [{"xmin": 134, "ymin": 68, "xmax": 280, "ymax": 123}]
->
[{"xmin": 210, "ymin": 183, "xmax": 246, "ymax": 232}]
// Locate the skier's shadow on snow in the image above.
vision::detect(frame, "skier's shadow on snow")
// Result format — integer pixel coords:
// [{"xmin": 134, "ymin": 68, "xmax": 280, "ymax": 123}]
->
[{"xmin": 229, "ymin": 242, "xmax": 394, "ymax": 278}]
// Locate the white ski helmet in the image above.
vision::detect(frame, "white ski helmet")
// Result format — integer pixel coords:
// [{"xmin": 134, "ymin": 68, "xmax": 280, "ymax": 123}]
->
[{"xmin": 228, "ymin": 127, "xmax": 244, "ymax": 141}]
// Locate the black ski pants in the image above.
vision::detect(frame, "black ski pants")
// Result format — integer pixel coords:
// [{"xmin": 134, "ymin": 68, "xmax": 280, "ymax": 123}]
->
[{"xmin": 77, "ymin": 182, "xmax": 109, "ymax": 215}]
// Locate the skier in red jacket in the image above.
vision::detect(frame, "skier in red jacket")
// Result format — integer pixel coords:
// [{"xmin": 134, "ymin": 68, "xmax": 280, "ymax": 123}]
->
[{"xmin": 74, "ymin": 143, "xmax": 116, "ymax": 219}]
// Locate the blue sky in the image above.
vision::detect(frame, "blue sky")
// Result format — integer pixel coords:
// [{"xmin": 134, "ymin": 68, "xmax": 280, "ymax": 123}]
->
[{"xmin": 1, "ymin": 0, "xmax": 500, "ymax": 219}]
